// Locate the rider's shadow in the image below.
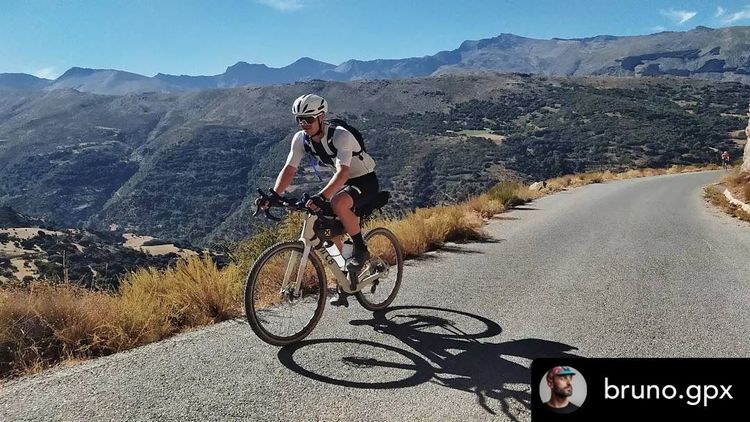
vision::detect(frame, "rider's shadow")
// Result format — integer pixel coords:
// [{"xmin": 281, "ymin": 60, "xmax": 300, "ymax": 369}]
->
[{"xmin": 278, "ymin": 306, "xmax": 578, "ymax": 418}]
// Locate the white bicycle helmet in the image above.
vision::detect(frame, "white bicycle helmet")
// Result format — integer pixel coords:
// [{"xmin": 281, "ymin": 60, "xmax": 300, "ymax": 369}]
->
[{"xmin": 292, "ymin": 94, "xmax": 328, "ymax": 117}]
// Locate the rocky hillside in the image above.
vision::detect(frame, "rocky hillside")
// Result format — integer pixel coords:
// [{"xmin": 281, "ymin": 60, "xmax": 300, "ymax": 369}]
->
[
  {"xmin": 0, "ymin": 207, "xmax": 206, "ymax": 288},
  {"xmin": 1, "ymin": 73, "xmax": 748, "ymax": 247}
]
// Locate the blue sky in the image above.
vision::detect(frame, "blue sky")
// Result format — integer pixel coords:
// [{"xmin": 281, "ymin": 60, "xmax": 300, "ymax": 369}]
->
[{"xmin": 3, "ymin": 0, "xmax": 750, "ymax": 79}]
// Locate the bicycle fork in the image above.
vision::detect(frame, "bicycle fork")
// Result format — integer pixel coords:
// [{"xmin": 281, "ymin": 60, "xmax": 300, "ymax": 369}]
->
[{"xmin": 281, "ymin": 246, "xmax": 312, "ymax": 299}]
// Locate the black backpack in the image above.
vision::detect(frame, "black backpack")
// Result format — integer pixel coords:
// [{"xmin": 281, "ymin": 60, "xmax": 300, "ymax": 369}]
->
[{"xmin": 302, "ymin": 118, "xmax": 367, "ymax": 167}]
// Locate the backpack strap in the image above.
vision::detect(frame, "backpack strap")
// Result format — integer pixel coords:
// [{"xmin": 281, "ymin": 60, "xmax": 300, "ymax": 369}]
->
[
  {"xmin": 326, "ymin": 123, "xmax": 365, "ymax": 161},
  {"xmin": 326, "ymin": 125, "xmax": 338, "ymax": 156},
  {"xmin": 303, "ymin": 123, "xmax": 366, "ymax": 167},
  {"xmin": 303, "ymin": 132, "xmax": 335, "ymax": 166}
]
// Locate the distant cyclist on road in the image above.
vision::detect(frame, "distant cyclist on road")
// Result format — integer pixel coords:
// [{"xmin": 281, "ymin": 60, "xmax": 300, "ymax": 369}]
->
[
  {"xmin": 721, "ymin": 150, "xmax": 730, "ymax": 170},
  {"xmin": 258, "ymin": 94, "xmax": 379, "ymax": 307}
]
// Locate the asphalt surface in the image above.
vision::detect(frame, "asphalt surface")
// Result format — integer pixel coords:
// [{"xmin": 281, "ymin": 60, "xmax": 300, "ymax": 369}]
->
[{"xmin": 2, "ymin": 170, "xmax": 749, "ymax": 421}]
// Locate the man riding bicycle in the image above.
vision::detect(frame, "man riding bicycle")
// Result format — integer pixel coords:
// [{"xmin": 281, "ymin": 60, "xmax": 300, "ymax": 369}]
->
[
  {"xmin": 259, "ymin": 94, "xmax": 379, "ymax": 307},
  {"xmin": 721, "ymin": 150, "xmax": 730, "ymax": 168}
]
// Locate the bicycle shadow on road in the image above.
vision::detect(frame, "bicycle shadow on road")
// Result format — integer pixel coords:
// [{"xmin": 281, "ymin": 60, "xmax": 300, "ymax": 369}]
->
[{"xmin": 278, "ymin": 305, "xmax": 578, "ymax": 419}]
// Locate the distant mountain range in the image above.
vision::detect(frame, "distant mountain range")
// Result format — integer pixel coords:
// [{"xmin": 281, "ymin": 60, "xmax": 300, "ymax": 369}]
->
[{"xmin": 5, "ymin": 26, "xmax": 750, "ymax": 95}]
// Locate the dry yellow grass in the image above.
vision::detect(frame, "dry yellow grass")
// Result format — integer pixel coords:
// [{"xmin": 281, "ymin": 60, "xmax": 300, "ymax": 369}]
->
[
  {"xmin": 0, "ymin": 283, "xmax": 123, "ymax": 376},
  {"xmin": 465, "ymin": 194, "xmax": 506, "ymax": 218},
  {"xmin": 513, "ymin": 185, "xmax": 545, "ymax": 203},
  {"xmin": 368, "ymin": 204, "xmax": 485, "ymax": 259},
  {"xmin": 120, "ymin": 255, "xmax": 243, "ymax": 328},
  {"xmin": 721, "ymin": 169, "xmax": 750, "ymax": 202},
  {"xmin": 0, "ymin": 255, "xmax": 242, "ymax": 378},
  {"xmin": 487, "ymin": 181, "xmax": 527, "ymax": 206},
  {"xmin": 704, "ymin": 185, "xmax": 750, "ymax": 223}
]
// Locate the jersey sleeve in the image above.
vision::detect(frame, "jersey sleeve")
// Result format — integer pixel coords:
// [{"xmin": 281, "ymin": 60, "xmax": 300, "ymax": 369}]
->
[
  {"xmin": 331, "ymin": 126, "xmax": 357, "ymax": 167},
  {"xmin": 284, "ymin": 131, "xmax": 306, "ymax": 168}
]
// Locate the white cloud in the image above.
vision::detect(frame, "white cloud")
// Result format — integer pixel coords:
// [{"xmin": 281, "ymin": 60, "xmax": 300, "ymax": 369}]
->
[
  {"xmin": 256, "ymin": 0, "xmax": 304, "ymax": 11},
  {"xmin": 33, "ymin": 67, "xmax": 58, "ymax": 80},
  {"xmin": 660, "ymin": 9, "xmax": 698, "ymax": 25},
  {"xmin": 650, "ymin": 25, "xmax": 667, "ymax": 32},
  {"xmin": 722, "ymin": 7, "xmax": 750, "ymax": 23},
  {"xmin": 716, "ymin": 6, "xmax": 726, "ymax": 18}
]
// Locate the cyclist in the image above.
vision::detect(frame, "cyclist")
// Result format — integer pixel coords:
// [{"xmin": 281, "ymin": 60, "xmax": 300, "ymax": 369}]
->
[
  {"xmin": 259, "ymin": 94, "xmax": 379, "ymax": 306},
  {"xmin": 721, "ymin": 150, "xmax": 730, "ymax": 169}
]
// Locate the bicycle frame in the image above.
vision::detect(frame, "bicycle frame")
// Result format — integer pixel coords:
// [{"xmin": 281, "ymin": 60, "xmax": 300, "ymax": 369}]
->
[{"xmin": 283, "ymin": 212, "xmax": 385, "ymax": 295}]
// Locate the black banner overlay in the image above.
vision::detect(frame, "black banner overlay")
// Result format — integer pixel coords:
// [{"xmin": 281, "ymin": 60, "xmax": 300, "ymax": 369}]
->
[{"xmin": 531, "ymin": 358, "xmax": 750, "ymax": 421}]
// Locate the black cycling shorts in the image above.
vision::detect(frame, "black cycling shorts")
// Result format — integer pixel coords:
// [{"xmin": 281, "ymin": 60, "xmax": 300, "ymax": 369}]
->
[{"xmin": 339, "ymin": 172, "xmax": 379, "ymax": 208}]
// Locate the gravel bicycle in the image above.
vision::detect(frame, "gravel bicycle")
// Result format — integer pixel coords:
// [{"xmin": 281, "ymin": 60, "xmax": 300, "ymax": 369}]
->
[{"xmin": 244, "ymin": 188, "xmax": 404, "ymax": 346}]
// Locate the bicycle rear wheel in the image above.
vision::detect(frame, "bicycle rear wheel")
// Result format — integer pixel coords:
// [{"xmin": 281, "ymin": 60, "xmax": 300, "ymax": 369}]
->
[
  {"xmin": 244, "ymin": 241, "xmax": 327, "ymax": 346},
  {"xmin": 355, "ymin": 227, "xmax": 404, "ymax": 311}
]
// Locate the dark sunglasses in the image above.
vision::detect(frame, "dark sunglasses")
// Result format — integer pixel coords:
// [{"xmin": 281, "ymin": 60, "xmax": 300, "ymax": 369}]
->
[{"xmin": 296, "ymin": 115, "xmax": 317, "ymax": 124}]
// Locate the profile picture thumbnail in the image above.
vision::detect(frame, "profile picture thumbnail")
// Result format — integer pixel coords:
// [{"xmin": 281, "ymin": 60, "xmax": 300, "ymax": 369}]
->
[{"xmin": 539, "ymin": 366, "xmax": 587, "ymax": 414}]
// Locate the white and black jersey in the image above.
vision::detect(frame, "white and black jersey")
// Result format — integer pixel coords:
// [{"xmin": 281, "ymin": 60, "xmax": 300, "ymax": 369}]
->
[{"xmin": 284, "ymin": 124, "xmax": 376, "ymax": 179}]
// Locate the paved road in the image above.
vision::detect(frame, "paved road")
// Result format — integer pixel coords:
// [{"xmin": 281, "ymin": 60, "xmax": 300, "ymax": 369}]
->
[{"xmin": 2, "ymin": 171, "xmax": 749, "ymax": 421}]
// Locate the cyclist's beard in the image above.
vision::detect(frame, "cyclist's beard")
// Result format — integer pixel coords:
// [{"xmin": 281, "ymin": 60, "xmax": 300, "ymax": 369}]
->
[{"xmin": 552, "ymin": 385, "xmax": 573, "ymax": 397}]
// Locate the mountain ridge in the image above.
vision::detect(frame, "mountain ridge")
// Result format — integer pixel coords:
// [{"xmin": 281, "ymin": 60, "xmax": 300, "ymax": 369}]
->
[{"xmin": 6, "ymin": 26, "xmax": 750, "ymax": 94}]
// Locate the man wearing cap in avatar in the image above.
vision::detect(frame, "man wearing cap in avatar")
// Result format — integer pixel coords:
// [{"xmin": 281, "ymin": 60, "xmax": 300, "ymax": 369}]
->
[{"xmin": 545, "ymin": 366, "xmax": 580, "ymax": 414}]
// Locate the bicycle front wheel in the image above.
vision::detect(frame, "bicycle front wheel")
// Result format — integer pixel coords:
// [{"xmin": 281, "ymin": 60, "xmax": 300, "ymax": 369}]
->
[
  {"xmin": 244, "ymin": 241, "xmax": 327, "ymax": 346},
  {"xmin": 355, "ymin": 227, "xmax": 404, "ymax": 311}
]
